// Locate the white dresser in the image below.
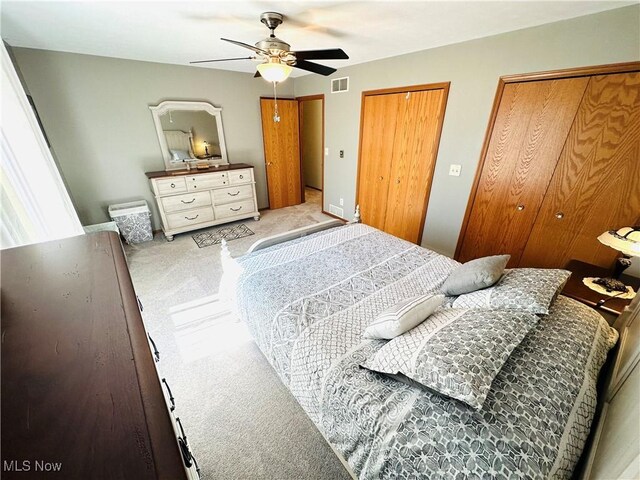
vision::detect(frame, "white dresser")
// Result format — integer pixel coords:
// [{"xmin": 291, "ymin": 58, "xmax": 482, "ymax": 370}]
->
[{"xmin": 147, "ymin": 164, "xmax": 260, "ymax": 241}]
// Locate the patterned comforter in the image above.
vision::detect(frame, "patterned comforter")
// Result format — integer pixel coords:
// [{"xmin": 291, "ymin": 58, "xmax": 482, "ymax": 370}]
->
[{"xmin": 224, "ymin": 223, "xmax": 617, "ymax": 479}]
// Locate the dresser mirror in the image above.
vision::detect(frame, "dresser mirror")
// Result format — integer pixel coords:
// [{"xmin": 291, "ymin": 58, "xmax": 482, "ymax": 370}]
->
[{"xmin": 149, "ymin": 100, "xmax": 229, "ymax": 170}]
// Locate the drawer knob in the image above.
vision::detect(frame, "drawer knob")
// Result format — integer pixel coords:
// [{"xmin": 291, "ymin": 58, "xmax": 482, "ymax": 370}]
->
[
  {"xmin": 170, "ymin": 183, "xmax": 176, "ymax": 188},
  {"xmin": 555, "ymin": 211, "xmax": 564, "ymax": 219},
  {"xmin": 230, "ymin": 206, "xmax": 242, "ymax": 212},
  {"xmin": 223, "ymin": 181, "xmax": 226, "ymax": 184},
  {"xmin": 228, "ymin": 191, "xmax": 240, "ymax": 196},
  {"xmin": 181, "ymin": 198, "xmax": 196, "ymax": 204},
  {"xmin": 239, "ymin": 175, "xmax": 244, "ymax": 179},
  {"xmin": 185, "ymin": 214, "xmax": 199, "ymax": 221}
]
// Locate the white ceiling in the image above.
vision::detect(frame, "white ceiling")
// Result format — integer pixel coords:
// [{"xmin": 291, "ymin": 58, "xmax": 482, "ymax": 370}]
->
[{"xmin": 1, "ymin": 1, "xmax": 635, "ymax": 77}]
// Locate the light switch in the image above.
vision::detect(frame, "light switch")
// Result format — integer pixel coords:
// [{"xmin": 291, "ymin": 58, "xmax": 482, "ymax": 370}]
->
[
  {"xmin": 449, "ymin": 164, "xmax": 461, "ymax": 177},
  {"xmin": 339, "ymin": 198, "xmax": 344, "ymax": 206}
]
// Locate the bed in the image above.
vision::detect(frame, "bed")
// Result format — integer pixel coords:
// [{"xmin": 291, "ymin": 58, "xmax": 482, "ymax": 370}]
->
[{"xmin": 221, "ymin": 222, "xmax": 618, "ymax": 479}]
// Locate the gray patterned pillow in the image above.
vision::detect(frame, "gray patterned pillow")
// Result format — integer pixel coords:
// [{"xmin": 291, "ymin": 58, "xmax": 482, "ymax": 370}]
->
[
  {"xmin": 361, "ymin": 308, "xmax": 539, "ymax": 409},
  {"xmin": 452, "ymin": 268, "xmax": 571, "ymax": 314}
]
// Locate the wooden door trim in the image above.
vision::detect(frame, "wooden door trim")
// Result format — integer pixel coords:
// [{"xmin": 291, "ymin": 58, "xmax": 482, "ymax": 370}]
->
[
  {"xmin": 500, "ymin": 61, "xmax": 640, "ymax": 84},
  {"xmin": 454, "ymin": 61, "xmax": 640, "ymax": 260},
  {"xmin": 297, "ymin": 94, "xmax": 325, "ymax": 211},
  {"xmin": 355, "ymin": 82, "xmax": 451, "ymax": 244}
]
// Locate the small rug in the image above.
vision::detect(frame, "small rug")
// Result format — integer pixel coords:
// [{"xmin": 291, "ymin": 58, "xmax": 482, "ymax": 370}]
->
[{"xmin": 192, "ymin": 223, "xmax": 254, "ymax": 248}]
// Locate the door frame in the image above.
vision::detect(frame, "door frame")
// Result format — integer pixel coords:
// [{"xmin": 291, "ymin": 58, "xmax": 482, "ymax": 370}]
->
[
  {"xmin": 296, "ymin": 94, "xmax": 325, "ymax": 210},
  {"xmin": 453, "ymin": 61, "xmax": 640, "ymax": 260},
  {"xmin": 355, "ymin": 82, "xmax": 451, "ymax": 244}
]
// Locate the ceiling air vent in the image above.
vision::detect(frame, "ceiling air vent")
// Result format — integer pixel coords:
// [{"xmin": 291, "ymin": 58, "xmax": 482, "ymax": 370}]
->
[{"xmin": 331, "ymin": 77, "xmax": 349, "ymax": 93}]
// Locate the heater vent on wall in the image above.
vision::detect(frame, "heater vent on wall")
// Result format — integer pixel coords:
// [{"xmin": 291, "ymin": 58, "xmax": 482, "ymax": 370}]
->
[
  {"xmin": 331, "ymin": 77, "xmax": 349, "ymax": 93},
  {"xmin": 329, "ymin": 204, "xmax": 344, "ymax": 217}
]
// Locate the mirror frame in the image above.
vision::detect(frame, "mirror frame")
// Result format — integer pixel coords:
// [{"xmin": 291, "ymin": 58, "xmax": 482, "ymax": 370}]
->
[{"xmin": 149, "ymin": 100, "xmax": 229, "ymax": 171}]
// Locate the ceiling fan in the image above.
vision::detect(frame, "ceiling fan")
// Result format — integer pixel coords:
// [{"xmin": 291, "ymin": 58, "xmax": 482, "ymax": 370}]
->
[{"xmin": 190, "ymin": 12, "xmax": 349, "ymax": 82}]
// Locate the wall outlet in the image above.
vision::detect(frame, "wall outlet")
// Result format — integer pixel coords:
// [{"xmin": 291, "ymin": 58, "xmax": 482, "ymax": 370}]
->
[
  {"xmin": 339, "ymin": 150, "xmax": 344, "ymax": 158},
  {"xmin": 339, "ymin": 198, "xmax": 344, "ymax": 206},
  {"xmin": 324, "ymin": 147, "xmax": 329, "ymax": 156},
  {"xmin": 449, "ymin": 164, "xmax": 462, "ymax": 176}
]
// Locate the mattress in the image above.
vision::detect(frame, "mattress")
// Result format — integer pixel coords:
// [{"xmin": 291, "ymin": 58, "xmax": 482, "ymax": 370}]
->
[{"xmin": 224, "ymin": 223, "xmax": 617, "ymax": 479}]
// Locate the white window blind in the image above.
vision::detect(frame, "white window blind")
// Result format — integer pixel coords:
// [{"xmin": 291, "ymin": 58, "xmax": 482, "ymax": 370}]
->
[{"xmin": 1, "ymin": 43, "xmax": 83, "ymax": 249}]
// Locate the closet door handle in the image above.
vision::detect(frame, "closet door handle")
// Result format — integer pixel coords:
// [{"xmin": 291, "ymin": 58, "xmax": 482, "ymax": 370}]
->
[
  {"xmin": 555, "ymin": 211, "xmax": 565, "ymax": 219},
  {"xmin": 396, "ymin": 178, "xmax": 400, "ymax": 184},
  {"xmin": 181, "ymin": 198, "xmax": 196, "ymax": 204},
  {"xmin": 267, "ymin": 162, "xmax": 273, "ymax": 166},
  {"xmin": 379, "ymin": 176, "xmax": 384, "ymax": 181},
  {"xmin": 185, "ymin": 214, "xmax": 199, "ymax": 221},
  {"xmin": 516, "ymin": 204, "xmax": 525, "ymax": 211}
]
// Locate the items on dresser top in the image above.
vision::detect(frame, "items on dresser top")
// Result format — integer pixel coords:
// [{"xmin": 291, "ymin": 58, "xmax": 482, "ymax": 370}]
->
[
  {"xmin": 146, "ymin": 163, "xmax": 259, "ymax": 241},
  {"xmin": 1, "ymin": 232, "xmax": 199, "ymax": 479}
]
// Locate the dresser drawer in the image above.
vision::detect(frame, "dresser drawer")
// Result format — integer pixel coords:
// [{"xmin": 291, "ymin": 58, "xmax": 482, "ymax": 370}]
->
[
  {"xmin": 228, "ymin": 169, "xmax": 252, "ymax": 185},
  {"xmin": 156, "ymin": 177, "xmax": 187, "ymax": 195},
  {"xmin": 185, "ymin": 173, "xmax": 227, "ymax": 191},
  {"xmin": 166, "ymin": 206, "xmax": 214, "ymax": 230},
  {"xmin": 212, "ymin": 184, "xmax": 254, "ymax": 205},
  {"xmin": 161, "ymin": 191, "xmax": 212, "ymax": 213},
  {"xmin": 214, "ymin": 199, "xmax": 255, "ymax": 219}
]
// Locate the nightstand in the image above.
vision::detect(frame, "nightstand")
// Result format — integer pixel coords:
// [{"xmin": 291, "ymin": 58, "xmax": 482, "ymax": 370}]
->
[{"xmin": 563, "ymin": 259, "xmax": 639, "ymax": 323}]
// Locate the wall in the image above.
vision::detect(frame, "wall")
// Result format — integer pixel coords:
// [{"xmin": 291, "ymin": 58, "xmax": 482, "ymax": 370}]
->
[
  {"xmin": 11, "ymin": 49, "xmax": 293, "ymax": 229},
  {"xmin": 294, "ymin": 5, "xmax": 640, "ymax": 257},
  {"xmin": 300, "ymin": 99, "xmax": 323, "ymax": 190}
]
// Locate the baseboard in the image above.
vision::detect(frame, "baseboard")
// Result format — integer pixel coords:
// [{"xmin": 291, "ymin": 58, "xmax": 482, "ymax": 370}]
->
[
  {"xmin": 322, "ymin": 210, "xmax": 347, "ymax": 222},
  {"xmin": 305, "ymin": 185, "xmax": 322, "ymax": 192}
]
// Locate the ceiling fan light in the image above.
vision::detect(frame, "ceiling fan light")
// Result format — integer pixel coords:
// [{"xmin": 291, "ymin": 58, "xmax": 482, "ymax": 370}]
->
[{"xmin": 257, "ymin": 62, "xmax": 292, "ymax": 83}]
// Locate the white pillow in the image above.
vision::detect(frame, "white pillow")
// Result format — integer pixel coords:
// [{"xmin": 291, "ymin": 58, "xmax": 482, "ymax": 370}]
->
[
  {"xmin": 170, "ymin": 149, "xmax": 191, "ymax": 162},
  {"xmin": 363, "ymin": 294, "xmax": 444, "ymax": 340}
]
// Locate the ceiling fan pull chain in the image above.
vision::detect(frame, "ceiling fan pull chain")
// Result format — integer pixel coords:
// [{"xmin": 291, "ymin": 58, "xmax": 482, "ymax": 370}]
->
[{"xmin": 273, "ymin": 81, "xmax": 280, "ymax": 123}]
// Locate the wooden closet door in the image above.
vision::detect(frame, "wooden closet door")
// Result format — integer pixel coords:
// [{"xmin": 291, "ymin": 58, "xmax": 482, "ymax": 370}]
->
[
  {"xmin": 520, "ymin": 72, "xmax": 640, "ymax": 269},
  {"xmin": 457, "ymin": 78, "xmax": 589, "ymax": 265},
  {"xmin": 356, "ymin": 93, "xmax": 403, "ymax": 230},
  {"xmin": 260, "ymin": 98, "xmax": 302, "ymax": 209},
  {"xmin": 384, "ymin": 89, "xmax": 447, "ymax": 243}
]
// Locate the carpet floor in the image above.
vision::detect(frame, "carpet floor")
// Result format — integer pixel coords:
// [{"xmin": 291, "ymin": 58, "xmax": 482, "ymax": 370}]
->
[{"xmin": 124, "ymin": 190, "xmax": 353, "ymax": 480}]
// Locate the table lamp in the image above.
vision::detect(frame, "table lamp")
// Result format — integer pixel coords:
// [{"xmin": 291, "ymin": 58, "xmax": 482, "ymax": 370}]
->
[{"xmin": 590, "ymin": 226, "xmax": 640, "ymax": 293}]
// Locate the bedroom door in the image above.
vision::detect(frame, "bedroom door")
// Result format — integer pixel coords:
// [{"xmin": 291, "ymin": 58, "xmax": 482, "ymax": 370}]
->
[
  {"xmin": 260, "ymin": 98, "xmax": 302, "ymax": 209},
  {"xmin": 356, "ymin": 83, "xmax": 449, "ymax": 243}
]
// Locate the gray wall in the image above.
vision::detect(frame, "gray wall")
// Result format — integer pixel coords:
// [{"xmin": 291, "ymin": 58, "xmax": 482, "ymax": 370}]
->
[
  {"xmin": 294, "ymin": 5, "xmax": 640, "ymax": 256},
  {"xmin": 11, "ymin": 49, "xmax": 293, "ymax": 229},
  {"xmin": 301, "ymin": 99, "xmax": 323, "ymax": 190}
]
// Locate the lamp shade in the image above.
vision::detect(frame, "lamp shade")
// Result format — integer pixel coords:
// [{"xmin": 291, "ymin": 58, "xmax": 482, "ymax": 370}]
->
[
  {"xmin": 597, "ymin": 226, "xmax": 640, "ymax": 257},
  {"xmin": 256, "ymin": 62, "xmax": 292, "ymax": 83}
]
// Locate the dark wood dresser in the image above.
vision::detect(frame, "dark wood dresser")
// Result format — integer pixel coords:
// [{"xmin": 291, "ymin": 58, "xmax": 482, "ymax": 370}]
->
[{"xmin": 1, "ymin": 232, "xmax": 196, "ymax": 479}]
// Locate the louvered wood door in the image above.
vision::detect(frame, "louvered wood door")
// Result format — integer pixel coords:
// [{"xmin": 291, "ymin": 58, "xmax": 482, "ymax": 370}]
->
[
  {"xmin": 260, "ymin": 98, "xmax": 302, "ymax": 209},
  {"xmin": 384, "ymin": 89, "xmax": 447, "ymax": 243},
  {"xmin": 357, "ymin": 92, "xmax": 403, "ymax": 230},
  {"xmin": 457, "ymin": 78, "xmax": 589, "ymax": 266},
  {"xmin": 520, "ymin": 72, "xmax": 640, "ymax": 268}
]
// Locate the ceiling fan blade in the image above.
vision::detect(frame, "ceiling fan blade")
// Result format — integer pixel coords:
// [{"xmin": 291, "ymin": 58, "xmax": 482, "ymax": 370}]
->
[
  {"xmin": 221, "ymin": 37, "xmax": 268, "ymax": 55},
  {"xmin": 294, "ymin": 48, "xmax": 349, "ymax": 61},
  {"xmin": 293, "ymin": 59, "xmax": 337, "ymax": 76},
  {"xmin": 254, "ymin": 70, "xmax": 262, "ymax": 78},
  {"xmin": 190, "ymin": 56, "xmax": 254, "ymax": 64}
]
